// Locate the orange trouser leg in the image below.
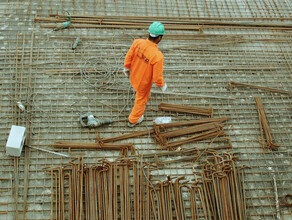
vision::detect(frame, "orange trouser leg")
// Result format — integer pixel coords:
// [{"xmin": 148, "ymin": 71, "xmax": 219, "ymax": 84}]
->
[{"xmin": 129, "ymin": 90, "xmax": 151, "ymax": 123}]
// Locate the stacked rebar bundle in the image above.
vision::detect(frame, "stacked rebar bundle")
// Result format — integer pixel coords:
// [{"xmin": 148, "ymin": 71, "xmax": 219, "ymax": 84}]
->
[
  {"xmin": 193, "ymin": 151, "xmax": 247, "ymax": 220},
  {"xmin": 158, "ymin": 102, "xmax": 213, "ymax": 116},
  {"xmin": 254, "ymin": 97, "xmax": 279, "ymax": 150},
  {"xmin": 153, "ymin": 121, "xmax": 226, "ymax": 150},
  {"xmin": 150, "ymin": 176, "xmax": 188, "ymax": 219},
  {"xmin": 47, "ymin": 158, "xmax": 146, "ymax": 220}
]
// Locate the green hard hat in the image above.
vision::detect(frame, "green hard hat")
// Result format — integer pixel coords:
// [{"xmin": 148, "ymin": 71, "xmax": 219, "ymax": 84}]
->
[{"xmin": 148, "ymin": 22, "xmax": 165, "ymax": 37}]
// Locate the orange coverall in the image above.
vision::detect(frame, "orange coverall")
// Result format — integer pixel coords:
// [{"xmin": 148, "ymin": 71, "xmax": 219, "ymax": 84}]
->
[{"xmin": 124, "ymin": 39, "xmax": 165, "ymax": 123}]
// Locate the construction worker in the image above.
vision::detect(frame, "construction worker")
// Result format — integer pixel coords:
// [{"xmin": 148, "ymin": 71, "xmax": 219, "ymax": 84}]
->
[{"xmin": 124, "ymin": 22, "xmax": 167, "ymax": 127}]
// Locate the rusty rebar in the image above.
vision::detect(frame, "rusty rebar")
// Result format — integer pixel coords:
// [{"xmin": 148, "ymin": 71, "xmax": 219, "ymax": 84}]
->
[
  {"xmin": 254, "ymin": 97, "xmax": 280, "ymax": 150},
  {"xmin": 159, "ymin": 102, "xmax": 213, "ymax": 116}
]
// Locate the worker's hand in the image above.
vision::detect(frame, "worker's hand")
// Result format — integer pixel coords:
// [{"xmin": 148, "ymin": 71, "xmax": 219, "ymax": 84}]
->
[
  {"xmin": 161, "ymin": 82, "xmax": 167, "ymax": 93},
  {"xmin": 123, "ymin": 68, "xmax": 130, "ymax": 77}
]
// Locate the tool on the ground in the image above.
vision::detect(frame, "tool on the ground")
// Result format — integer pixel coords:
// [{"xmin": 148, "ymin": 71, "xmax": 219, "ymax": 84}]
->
[
  {"xmin": 53, "ymin": 11, "xmax": 71, "ymax": 31},
  {"xmin": 80, "ymin": 112, "xmax": 114, "ymax": 128},
  {"xmin": 72, "ymin": 37, "xmax": 80, "ymax": 50}
]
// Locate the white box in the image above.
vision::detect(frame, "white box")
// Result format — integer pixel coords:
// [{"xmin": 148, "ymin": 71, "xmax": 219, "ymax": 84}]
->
[{"xmin": 6, "ymin": 125, "xmax": 26, "ymax": 157}]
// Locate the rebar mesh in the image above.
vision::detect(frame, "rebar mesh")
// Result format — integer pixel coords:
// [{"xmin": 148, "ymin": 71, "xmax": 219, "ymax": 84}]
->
[{"xmin": 0, "ymin": 0, "xmax": 292, "ymax": 219}]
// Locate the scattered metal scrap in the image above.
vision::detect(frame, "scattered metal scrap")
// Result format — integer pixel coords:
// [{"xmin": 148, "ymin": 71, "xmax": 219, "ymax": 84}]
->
[
  {"xmin": 158, "ymin": 102, "xmax": 213, "ymax": 116},
  {"xmin": 254, "ymin": 97, "xmax": 279, "ymax": 150}
]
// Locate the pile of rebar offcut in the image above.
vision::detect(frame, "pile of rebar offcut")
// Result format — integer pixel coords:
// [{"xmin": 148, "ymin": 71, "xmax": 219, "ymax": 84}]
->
[{"xmin": 254, "ymin": 97, "xmax": 279, "ymax": 150}]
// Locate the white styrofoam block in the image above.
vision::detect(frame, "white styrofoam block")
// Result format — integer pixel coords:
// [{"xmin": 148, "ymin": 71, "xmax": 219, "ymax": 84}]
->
[{"xmin": 6, "ymin": 125, "xmax": 26, "ymax": 157}]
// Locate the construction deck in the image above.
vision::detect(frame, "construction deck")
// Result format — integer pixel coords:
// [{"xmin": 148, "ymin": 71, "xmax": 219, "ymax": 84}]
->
[{"xmin": 0, "ymin": 0, "xmax": 292, "ymax": 219}]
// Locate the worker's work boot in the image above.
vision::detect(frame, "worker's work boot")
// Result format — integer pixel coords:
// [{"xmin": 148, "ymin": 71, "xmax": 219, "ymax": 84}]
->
[{"xmin": 128, "ymin": 115, "xmax": 144, "ymax": 128}]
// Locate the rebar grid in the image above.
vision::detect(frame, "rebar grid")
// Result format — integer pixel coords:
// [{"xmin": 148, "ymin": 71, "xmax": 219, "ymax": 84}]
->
[{"xmin": 1, "ymin": 0, "xmax": 292, "ymax": 219}]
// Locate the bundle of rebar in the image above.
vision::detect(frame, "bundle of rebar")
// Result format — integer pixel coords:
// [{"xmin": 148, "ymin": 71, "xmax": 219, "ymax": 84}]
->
[
  {"xmin": 153, "ymin": 122, "xmax": 225, "ymax": 150},
  {"xmin": 34, "ymin": 14, "xmax": 201, "ymax": 31},
  {"xmin": 254, "ymin": 97, "xmax": 279, "ymax": 150},
  {"xmin": 34, "ymin": 14, "xmax": 292, "ymax": 31},
  {"xmin": 149, "ymin": 176, "xmax": 189, "ymax": 219},
  {"xmin": 52, "ymin": 141, "xmax": 136, "ymax": 155},
  {"xmin": 47, "ymin": 158, "xmax": 144, "ymax": 220},
  {"xmin": 46, "ymin": 153, "xmax": 245, "ymax": 219},
  {"xmin": 156, "ymin": 122, "xmax": 222, "ymax": 139},
  {"xmin": 158, "ymin": 102, "xmax": 213, "ymax": 116},
  {"xmin": 46, "ymin": 158, "xmax": 192, "ymax": 220},
  {"xmin": 192, "ymin": 151, "xmax": 247, "ymax": 220},
  {"xmin": 98, "ymin": 117, "xmax": 229, "ymax": 143}
]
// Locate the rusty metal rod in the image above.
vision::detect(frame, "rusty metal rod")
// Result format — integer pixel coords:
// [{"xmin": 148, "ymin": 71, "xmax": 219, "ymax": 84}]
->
[{"xmin": 229, "ymin": 81, "xmax": 292, "ymax": 95}]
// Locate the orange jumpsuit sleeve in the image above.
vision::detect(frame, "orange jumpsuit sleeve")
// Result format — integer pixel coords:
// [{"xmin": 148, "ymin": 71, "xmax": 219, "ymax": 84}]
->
[
  {"xmin": 124, "ymin": 40, "xmax": 138, "ymax": 69},
  {"xmin": 153, "ymin": 56, "xmax": 165, "ymax": 88}
]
